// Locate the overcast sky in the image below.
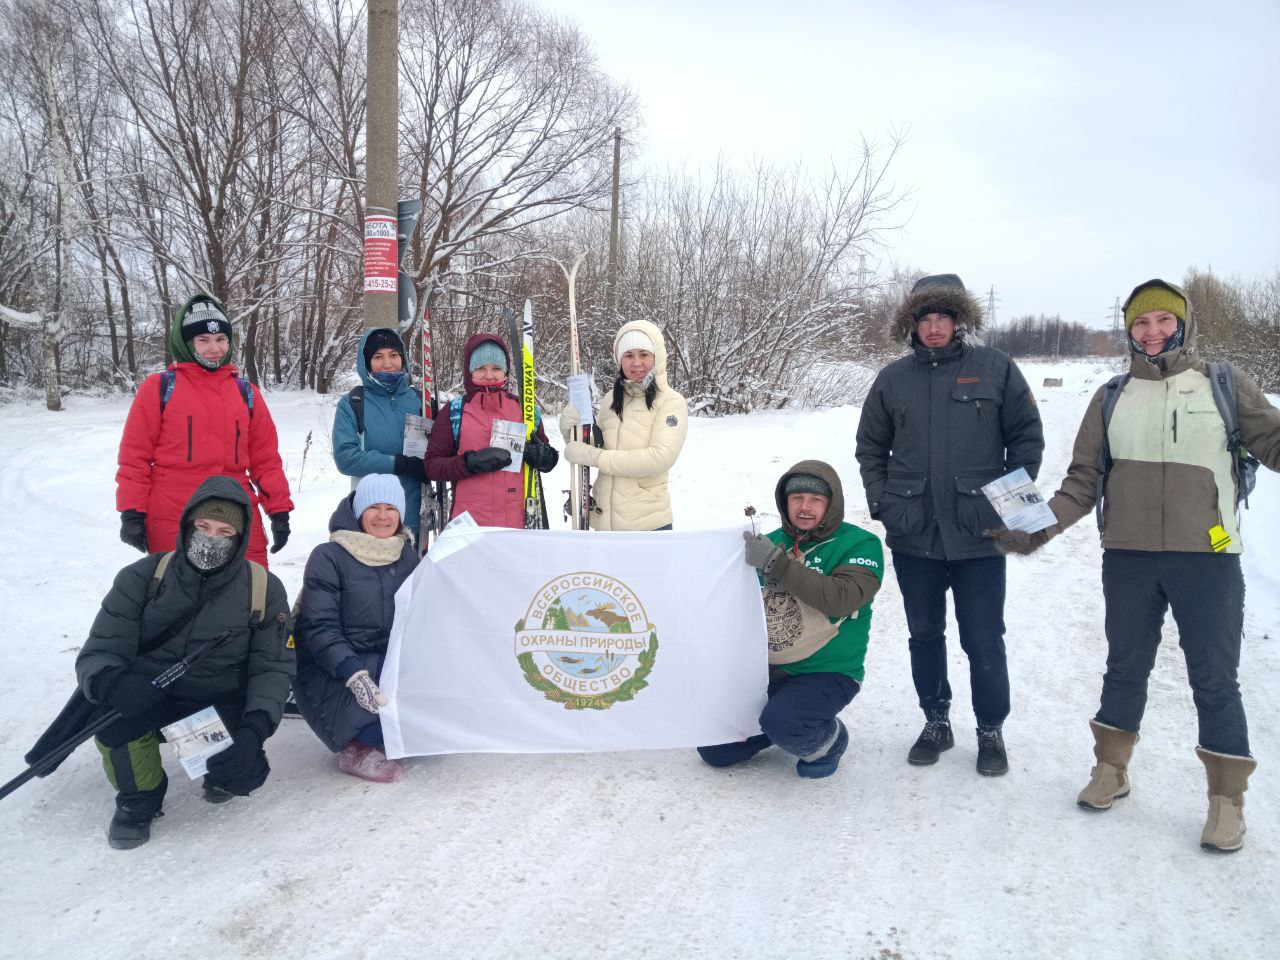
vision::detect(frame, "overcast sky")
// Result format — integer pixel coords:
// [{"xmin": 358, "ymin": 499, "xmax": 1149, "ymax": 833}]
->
[{"xmin": 536, "ymin": 0, "xmax": 1279, "ymax": 329}]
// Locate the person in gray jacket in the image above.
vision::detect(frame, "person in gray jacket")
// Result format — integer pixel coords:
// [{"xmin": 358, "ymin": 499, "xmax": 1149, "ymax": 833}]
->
[{"xmin": 855, "ymin": 273, "xmax": 1043, "ymax": 775}]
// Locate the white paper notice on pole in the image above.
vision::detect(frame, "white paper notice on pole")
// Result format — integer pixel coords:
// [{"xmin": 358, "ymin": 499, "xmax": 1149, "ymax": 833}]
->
[
  {"xmin": 363, "ymin": 215, "xmax": 397, "ymax": 292},
  {"xmin": 380, "ymin": 529, "xmax": 768, "ymax": 755},
  {"xmin": 981, "ymin": 468, "xmax": 1057, "ymax": 533},
  {"xmin": 566, "ymin": 373, "xmax": 594, "ymax": 428}
]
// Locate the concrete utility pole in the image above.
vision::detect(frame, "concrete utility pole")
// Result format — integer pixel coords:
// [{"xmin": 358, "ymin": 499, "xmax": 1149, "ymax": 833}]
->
[
  {"xmin": 605, "ymin": 127, "xmax": 622, "ymax": 321},
  {"xmin": 363, "ymin": 0, "xmax": 399, "ymax": 330}
]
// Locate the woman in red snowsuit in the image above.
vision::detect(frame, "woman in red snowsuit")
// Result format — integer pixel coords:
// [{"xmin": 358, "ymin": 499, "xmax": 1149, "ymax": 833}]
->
[
  {"xmin": 425, "ymin": 333, "xmax": 557, "ymax": 528},
  {"xmin": 115, "ymin": 294, "xmax": 293, "ymax": 566}
]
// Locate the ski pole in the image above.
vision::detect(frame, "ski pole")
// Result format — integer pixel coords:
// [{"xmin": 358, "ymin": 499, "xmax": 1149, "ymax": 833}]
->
[{"xmin": 0, "ymin": 632, "xmax": 235, "ymax": 802}]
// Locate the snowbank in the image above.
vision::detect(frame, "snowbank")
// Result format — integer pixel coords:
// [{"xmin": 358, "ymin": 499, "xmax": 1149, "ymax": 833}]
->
[{"xmin": 0, "ymin": 360, "xmax": 1276, "ymax": 960}]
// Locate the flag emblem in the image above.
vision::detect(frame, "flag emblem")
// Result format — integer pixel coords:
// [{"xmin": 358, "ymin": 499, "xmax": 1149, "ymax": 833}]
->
[{"xmin": 514, "ymin": 572, "xmax": 658, "ymax": 711}]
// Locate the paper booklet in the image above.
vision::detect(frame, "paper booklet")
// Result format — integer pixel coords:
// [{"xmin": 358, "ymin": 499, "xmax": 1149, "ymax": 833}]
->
[
  {"xmin": 981, "ymin": 468, "xmax": 1057, "ymax": 534},
  {"xmin": 402, "ymin": 414, "xmax": 432, "ymax": 458},
  {"xmin": 489, "ymin": 419, "xmax": 526, "ymax": 473},
  {"xmin": 160, "ymin": 706, "xmax": 234, "ymax": 779}
]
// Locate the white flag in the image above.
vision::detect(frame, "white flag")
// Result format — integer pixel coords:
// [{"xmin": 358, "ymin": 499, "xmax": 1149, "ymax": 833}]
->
[{"xmin": 380, "ymin": 527, "xmax": 768, "ymax": 756}]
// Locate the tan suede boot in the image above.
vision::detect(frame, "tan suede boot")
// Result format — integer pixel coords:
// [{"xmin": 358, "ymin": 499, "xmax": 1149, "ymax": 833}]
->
[
  {"xmin": 1195, "ymin": 747, "xmax": 1257, "ymax": 853},
  {"xmin": 1077, "ymin": 719, "xmax": 1139, "ymax": 811}
]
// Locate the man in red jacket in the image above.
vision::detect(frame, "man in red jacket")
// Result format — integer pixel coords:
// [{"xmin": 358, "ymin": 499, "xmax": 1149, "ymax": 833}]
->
[{"xmin": 115, "ymin": 294, "xmax": 293, "ymax": 566}]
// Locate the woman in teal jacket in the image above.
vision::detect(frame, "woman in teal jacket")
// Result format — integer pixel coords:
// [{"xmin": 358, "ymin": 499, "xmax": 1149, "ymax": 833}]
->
[{"xmin": 332, "ymin": 329, "xmax": 428, "ymax": 543}]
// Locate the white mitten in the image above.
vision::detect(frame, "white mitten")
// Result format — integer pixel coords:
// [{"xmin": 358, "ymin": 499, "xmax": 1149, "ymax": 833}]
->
[
  {"xmin": 559, "ymin": 404, "xmax": 581, "ymax": 442},
  {"xmin": 345, "ymin": 669, "xmax": 388, "ymax": 714}
]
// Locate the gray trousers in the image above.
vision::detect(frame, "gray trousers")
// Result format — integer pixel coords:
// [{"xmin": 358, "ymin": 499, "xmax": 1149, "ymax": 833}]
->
[{"xmin": 1098, "ymin": 549, "xmax": 1248, "ymax": 756}]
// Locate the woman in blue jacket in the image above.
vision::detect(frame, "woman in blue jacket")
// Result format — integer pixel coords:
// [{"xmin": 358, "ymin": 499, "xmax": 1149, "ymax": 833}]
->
[
  {"xmin": 332, "ymin": 328, "xmax": 428, "ymax": 544},
  {"xmin": 292, "ymin": 475, "xmax": 419, "ymax": 783}
]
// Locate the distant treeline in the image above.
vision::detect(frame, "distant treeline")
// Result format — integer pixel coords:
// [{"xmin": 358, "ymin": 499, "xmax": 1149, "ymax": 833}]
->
[
  {"xmin": 981, "ymin": 267, "xmax": 1278, "ymax": 393},
  {"xmin": 982, "ymin": 314, "xmax": 1112, "ymax": 359}
]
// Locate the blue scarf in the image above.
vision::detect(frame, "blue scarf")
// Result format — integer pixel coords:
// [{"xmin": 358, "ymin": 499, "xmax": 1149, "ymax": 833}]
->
[{"xmin": 372, "ymin": 370, "xmax": 406, "ymax": 393}]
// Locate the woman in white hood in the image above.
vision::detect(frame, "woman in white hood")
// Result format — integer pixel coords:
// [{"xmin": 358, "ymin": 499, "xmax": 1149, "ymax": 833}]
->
[{"xmin": 561, "ymin": 319, "xmax": 689, "ymax": 531}]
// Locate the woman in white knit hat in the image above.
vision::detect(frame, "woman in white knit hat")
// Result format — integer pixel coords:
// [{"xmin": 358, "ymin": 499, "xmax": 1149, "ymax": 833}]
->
[
  {"xmin": 291, "ymin": 474, "xmax": 419, "ymax": 783},
  {"xmin": 561, "ymin": 319, "xmax": 689, "ymax": 530}
]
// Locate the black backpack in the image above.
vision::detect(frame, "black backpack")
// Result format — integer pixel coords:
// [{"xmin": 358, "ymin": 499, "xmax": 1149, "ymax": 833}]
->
[{"xmin": 346, "ymin": 384, "xmax": 423, "ymax": 438}]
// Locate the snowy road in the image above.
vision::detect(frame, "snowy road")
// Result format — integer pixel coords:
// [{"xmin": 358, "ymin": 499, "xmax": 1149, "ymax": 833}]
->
[{"xmin": 0, "ymin": 360, "xmax": 1277, "ymax": 960}]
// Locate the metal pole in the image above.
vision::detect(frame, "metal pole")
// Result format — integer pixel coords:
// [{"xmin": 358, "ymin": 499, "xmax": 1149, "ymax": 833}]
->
[
  {"xmin": 605, "ymin": 127, "xmax": 621, "ymax": 322},
  {"xmin": 363, "ymin": 0, "xmax": 399, "ymax": 330}
]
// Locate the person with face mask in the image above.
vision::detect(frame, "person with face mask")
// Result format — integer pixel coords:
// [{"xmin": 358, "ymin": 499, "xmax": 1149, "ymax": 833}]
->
[
  {"xmin": 992, "ymin": 278, "xmax": 1280, "ymax": 853},
  {"xmin": 115, "ymin": 294, "xmax": 294, "ymax": 567},
  {"xmin": 75, "ymin": 476, "xmax": 295, "ymax": 849},
  {"xmin": 560, "ymin": 319, "xmax": 689, "ymax": 531}
]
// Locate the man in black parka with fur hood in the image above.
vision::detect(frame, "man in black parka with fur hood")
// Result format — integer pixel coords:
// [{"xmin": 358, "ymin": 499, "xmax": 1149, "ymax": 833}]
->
[
  {"xmin": 855, "ymin": 274, "xmax": 1043, "ymax": 776},
  {"xmin": 76, "ymin": 475, "xmax": 295, "ymax": 849}
]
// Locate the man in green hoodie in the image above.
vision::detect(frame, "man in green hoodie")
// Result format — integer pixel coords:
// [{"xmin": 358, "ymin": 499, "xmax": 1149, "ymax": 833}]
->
[{"xmin": 698, "ymin": 460, "xmax": 883, "ymax": 779}]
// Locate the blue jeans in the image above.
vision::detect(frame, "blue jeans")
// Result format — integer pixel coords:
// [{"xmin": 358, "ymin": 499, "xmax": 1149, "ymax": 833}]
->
[
  {"xmin": 892, "ymin": 551, "xmax": 1009, "ymax": 728},
  {"xmin": 698, "ymin": 671, "xmax": 858, "ymax": 765}
]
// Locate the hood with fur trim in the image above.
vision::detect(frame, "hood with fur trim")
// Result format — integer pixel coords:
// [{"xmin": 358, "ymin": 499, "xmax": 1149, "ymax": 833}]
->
[{"xmin": 889, "ymin": 274, "xmax": 984, "ymax": 345}]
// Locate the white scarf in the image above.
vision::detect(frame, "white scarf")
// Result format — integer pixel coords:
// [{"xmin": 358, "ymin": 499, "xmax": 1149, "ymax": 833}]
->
[{"xmin": 330, "ymin": 528, "xmax": 407, "ymax": 567}]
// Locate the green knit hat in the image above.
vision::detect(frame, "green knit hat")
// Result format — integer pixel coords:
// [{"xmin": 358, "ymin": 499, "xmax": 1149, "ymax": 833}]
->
[
  {"xmin": 190, "ymin": 497, "xmax": 245, "ymax": 534},
  {"xmin": 783, "ymin": 473, "xmax": 832, "ymax": 500},
  {"xmin": 1124, "ymin": 283, "xmax": 1186, "ymax": 331}
]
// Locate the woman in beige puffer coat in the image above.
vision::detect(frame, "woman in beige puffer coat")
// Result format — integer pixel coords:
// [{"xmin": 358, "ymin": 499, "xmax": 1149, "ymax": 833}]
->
[{"xmin": 561, "ymin": 318, "xmax": 689, "ymax": 530}]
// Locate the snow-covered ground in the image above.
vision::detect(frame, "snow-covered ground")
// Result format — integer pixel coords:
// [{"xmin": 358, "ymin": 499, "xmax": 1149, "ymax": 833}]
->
[{"xmin": 0, "ymin": 359, "xmax": 1277, "ymax": 960}]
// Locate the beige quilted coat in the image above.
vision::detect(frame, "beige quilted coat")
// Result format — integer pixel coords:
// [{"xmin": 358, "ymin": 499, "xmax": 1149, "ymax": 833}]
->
[{"xmin": 567, "ymin": 319, "xmax": 689, "ymax": 531}]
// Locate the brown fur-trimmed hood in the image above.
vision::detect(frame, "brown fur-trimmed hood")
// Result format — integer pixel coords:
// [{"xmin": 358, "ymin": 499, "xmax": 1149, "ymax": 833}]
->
[{"xmin": 890, "ymin": 274, "xmax": 984, "ymax": 344}]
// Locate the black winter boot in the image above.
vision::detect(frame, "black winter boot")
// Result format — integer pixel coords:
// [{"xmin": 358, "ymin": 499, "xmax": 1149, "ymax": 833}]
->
[
  {"xmin": 976, "ymin": 726, "xmax": 1009, "ymax": 777},
  {"xmin": 908, "ymin": 720, "xmax": 954, "ymax": 766},
  {"xmin": 202, "ymin": 779, "xmax": 235, "ymax": 804},
  {"xmin": 107, "ymin": 805, "xmax": 162, "ymax": 850}
]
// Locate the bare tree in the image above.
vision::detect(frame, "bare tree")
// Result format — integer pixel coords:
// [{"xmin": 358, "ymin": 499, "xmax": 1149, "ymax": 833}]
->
[
  {"xmin": 398, "ymin": 0, "xmax": 639, "ymax": 306},
  {"xmin": 617, "ymin": 142, "xmax": 905, "ymax": 414}
]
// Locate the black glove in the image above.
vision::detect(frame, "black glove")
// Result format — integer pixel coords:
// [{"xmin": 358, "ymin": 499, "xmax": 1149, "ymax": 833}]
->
[
  {"xmin": 102, "ymin": 670, "xmax": 170, "ymax": 720},
  {"xmin": 743, "ymin": 531, "xmax": 784, "ymax": 575},
  {"xmin": 393, "ymin": 455, "xmax": 428, "ymax": 483},
  {"xmin": 204, "ymin": 711, "xmax": 272, "ymax": 796},
  {"xmin": 119, "ymin": 510, "xmax": 148, "ymax": 553},
  {"xmin": 269, "ymin": 512, "xmax": 291, "ymax": 554},
  {"xmin": 523, "ymin": 440, "xmax": 558, "ymax": 472},
  {"xmin": 986, "ymin": 527, "xmax": 1050, "ymax": 556},
  {"xmin": 464, "ymin": 446, "xmax": 512, "ymax": 475}
]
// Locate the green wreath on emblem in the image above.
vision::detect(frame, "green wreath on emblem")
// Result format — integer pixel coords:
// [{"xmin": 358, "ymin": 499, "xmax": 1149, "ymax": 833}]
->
[{"xmin": 514, "ymin": 619, "xmax": 659, "ymax": 711}]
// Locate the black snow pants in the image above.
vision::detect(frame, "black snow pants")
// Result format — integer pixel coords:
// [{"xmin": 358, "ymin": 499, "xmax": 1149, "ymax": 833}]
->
[{"xmin": 1098, "ymin": 549, "xmax": 1248, "ymax": 756}]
